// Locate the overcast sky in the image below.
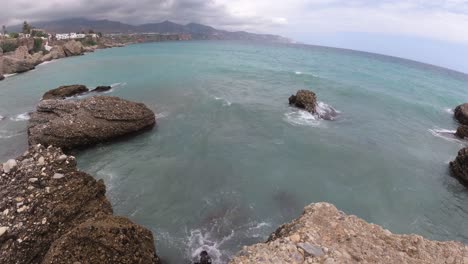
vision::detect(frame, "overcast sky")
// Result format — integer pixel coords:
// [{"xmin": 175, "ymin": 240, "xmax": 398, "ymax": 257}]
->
[{"xmin": 2, "ymin": 0, "xmax": 468, "ymax": 73}]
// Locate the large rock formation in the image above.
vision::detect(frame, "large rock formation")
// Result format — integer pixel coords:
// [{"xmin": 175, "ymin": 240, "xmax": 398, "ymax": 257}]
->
[
  {"xmin": 456, "ymin": 125, "xmax": 468, "ymax": 140},
  {"xmin": 41, "ymin": 46, "xmax": 66, "ymax": 62},
  {"xmin": 42, "ymin": 85, "xmax": 89, "ymax": 100},
  {"xmin": 0, "ymin": 56, "xmax": 35, "ymax": 74},
  {"xmin": 92, "ymin": 86, "xmax": 112, "ymax": 92},
  {"xmin": 28, "ymin": 96, "xmax": 156, "ymax": 149},
  {"xmin": 62, "ymin": 40, "xmax": 84, "ymax": 57},
  {"xmin": 289, "ymin": 90, "xmax": 317, "ymax": 114},
  {"xmin": 230, "ymin": 203, "xmax": 468, "ymax": 264},
  {"xmin": 0, "ymin": 145, "xmax": 160, "ymax": 263},
  {"xmin": 454, "ymin": 104, "xmax": 468, "ymax": 125},
  {"xmin": 450, "ymin": 148, "xmax": 468, "ymax": 187}
]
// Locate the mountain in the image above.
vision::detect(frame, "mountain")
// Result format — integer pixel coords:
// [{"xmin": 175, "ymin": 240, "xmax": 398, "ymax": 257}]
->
[{"xmin": 7, "ymin": 18, "xmax": 291, "ymax": 43}]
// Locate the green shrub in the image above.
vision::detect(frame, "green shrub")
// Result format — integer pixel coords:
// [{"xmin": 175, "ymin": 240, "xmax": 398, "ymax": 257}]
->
[
  {"xmin": 33, "ymin": 38, "xmax": 43, "ymax": 53},
  {"xmin": 80, "ymin": 38, "xmax": 97, "ymax": 47},
  {"xmin": 1, "ymin": 41, "xmax": 18, "ymax": 53}
]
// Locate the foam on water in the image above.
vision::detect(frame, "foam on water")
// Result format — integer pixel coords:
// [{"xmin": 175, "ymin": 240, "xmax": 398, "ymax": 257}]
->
[
  {"xmin": 445, "ymin": 108, "xmax": 454, "ymax": 114},
  {"xmin": 213, "ymin": 96, "xmax": 232, "ymax": 106},
  {"xmin": 315, "ymin": 101, "xmax": 339, "ymax": 120},
  {"xmin": 187, "ymin": 229, "xmax": 233, "ymax": 264},
  {"xmin": 284, "ymin": 110, "xmax": 321, "ymax": 127},
  {"xmin": 428, "ymin": 128, "xmax": 464, "ymax": 144},
  {"xmin": 0, "ymin": 130, "xmax": 25, "ymax": 139},
  {"xmin": 156, "ymin": 112, "xmax": 170, "ymax": 119},
  {"xmin": 38, "ymin": 60, "xmax": 57, "ymax": 67},
  {"xmin": 10, "ymin": 113, "xmax": 30, "ymax": 121},
  {"xmin": 4, "ymin": 73, "xmax": 17, "ymax": 78},
  {"xmin": 295, "ymin": 71, "xmax": 302, "ymax": 75}
]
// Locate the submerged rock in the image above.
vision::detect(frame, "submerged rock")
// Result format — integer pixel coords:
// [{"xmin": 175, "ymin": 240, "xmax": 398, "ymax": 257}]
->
[
  {"xmin": 230, "ymin": 203, "xmax": 468, "ymax": 264},
  {"xmin": 0, "ymin": 74, "xmax": 4, "ymax": 81},
  {"xmin": 0, "ymin": 145, "xmax": 160, "ymax": 263},
  {"xmin": 289, "ymin": 90, "xmax": 317, "ymax": 114},
  {"xmin": 450, "ymin": 148, "xmax": 468, "ymax": 186},
  {"xmin": 454, "ymin": 103, "xmax": 468, "ymax": 125},
  {"xmin": 42, "ymin": 84, "xmax": 89, "ymax": 100},
  {"xmin": 28, "ymin": 96, "xmax": 156, "ymax": 149},
  {"xmin": 455, "ymin": 125, "xmax": 468, "ymax": 139},
  {"xmin": 92, "ymin": 85, "xmax": 112, "ymax": 92}
]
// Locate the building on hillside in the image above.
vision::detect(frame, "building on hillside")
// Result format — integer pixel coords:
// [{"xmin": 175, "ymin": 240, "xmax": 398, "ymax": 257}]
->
[{"xmin": 18, "ymin": 33, "xmax": 31, "ymax": 38}]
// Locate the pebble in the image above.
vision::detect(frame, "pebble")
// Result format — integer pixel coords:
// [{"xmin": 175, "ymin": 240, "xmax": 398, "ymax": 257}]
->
[
  {"xmin": 37, "ymin": 157, "xmax": 45, "ymax": 166},
  {"xmin": 28, "ymin": 178, "xmax": 38, "ymax": 183},
  {"xmin": 3, "ymin": 209, "xmax": 9, "ymax": 215},
  {"xmin": 42, "ymin": 218, "xmax": 47, "ymax": 225},
  {"xmin": 58, "ymin": 154, "xmax": 67, "ymax": 161},
  {"xmin": 297, "ymin": 243, "xmax": 325, "ymax": 257},
  {"xmin": 52, "ymin": 173, "xmax": 65, "ymax": 179},
  {"xmin": 3, "ymin": 159, "xmax": 17, "ymax": 173},
  {"xmin": 290, "ymin": 234, "xmax": 301, "ymax": 243},
  {"xmin": 17, "ymin": 206, "xmax": 27, "ymax": 213},
  {"xmin": 0, "ymin": 226, "xmax": 8, "ymax": 237}
]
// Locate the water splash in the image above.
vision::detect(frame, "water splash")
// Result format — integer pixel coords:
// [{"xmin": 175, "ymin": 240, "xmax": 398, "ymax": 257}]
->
[
  {"xmin": 213, "ymin": 96, "xmax": 232, "ymax": 106},
  {"xmin": 10, "ymin": 113, "xmax": 30, "ymax": 121},
  {"xmin": 428, "ymin": 128, "xmax": 464, "ymax": 144}
]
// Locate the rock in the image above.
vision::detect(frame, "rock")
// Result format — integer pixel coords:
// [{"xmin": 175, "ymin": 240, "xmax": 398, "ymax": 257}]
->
[
  {"xmin": 0, "ymin": 56, "xmax": 35, "ymax": 74},
  {"xmin": 62, "ymin": 40, "xmax": 84, "ymax": 57},
  {"xmin": 42, "ymin": 85, "xmax": 89, "ymax": 100},
  {"xmin": 0, "ymin": 226, "xmax": 8, "ymax": 237},
  {"xmin": 38, "ymin": 156, "xmax": 45, "ymax": 165},
  {"xmin": 12, "ymin": 46, "xmax": 31, "ymax": 60},
  {"xmin": 450, "ymin": 148, "xmax": 468, "ymax": 187},
  {"xmin": 454, "ymin": 103, "xmax": 468, "ymax": 125},
  {"xmin": 42, "ymin": 46, "xmax": 66, "ymax": 62},
  {"xmin": 229, "ymin": 203, "xmax": 468, "ymax": 264},
  {"xmin": 289, "ymin": 90, "xmax": 317, "ymax": 114},
  {"xmin": 29, "ymin": 96, "xmax": 156, "ymax": 149},
  {"xmin": 0, "ymin": 74, "xmax": 4, "ymax": 81},
  {"xmin": 43, "ymin": 216, "xmax": 160, "ymax": 264},
  {"xmin": 52, "ymin": 173, "xmax": 64, "ymax": 179},
  {"xmin": 58, "ymin": 154, "xmax": 67, "ymax": 161},
  {"xmin": 28, "ymin": 178, "xmax": 38, "ymax": 183},
  {"xmin": 455, "ymin": 125, "xmax": 468, "ymax": 139},
  {"xmin": 0, "ymin": 145, "xmax": 159, "ymax": 264},
  {"xmin": 92, "ymin": 86, "xmax": 112, "ymax": 92},
  {"xmin": 3, "ymin": 159, "xmax": 17, "ymax": 173}
]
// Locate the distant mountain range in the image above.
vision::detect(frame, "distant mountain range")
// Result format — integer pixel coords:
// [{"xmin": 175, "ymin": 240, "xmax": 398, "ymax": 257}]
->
[{"xmin": 7, "ymin": 18, "xmax": 291, "ymax": 43}]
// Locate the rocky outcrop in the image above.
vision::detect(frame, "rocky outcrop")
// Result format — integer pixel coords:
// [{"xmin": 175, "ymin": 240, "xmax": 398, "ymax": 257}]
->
[
  {"xmin": 450, "ymin": 148, "xmax": 468, "ymax": 186},
  {"xmin": 456, "ymin": 125, "xmax": 468, "ymax": 139},
  {"xmin": 41, "ymin": 46, "xmax": 65, "ymax": 62},
  {"xmin": 0, "ymin": 56, "xmax": 36, "ymax": 74},
  {"xmin": 231, "ymin": 203, "xmax": 468, "ymax": 264},
  {"xmin": 42, "ymin": 85, "xmax": 89, "ymax": 100},
  {"xmin": 0, "ymin": 145, "xmax": 160, "ymax": 263},
  {"xmin": 92, "ymin": 85, "xmax": 112, "ymax": 92},
  {"xmin": 454, "ymin": 104, "xmax": 468, "ymax": 125},
  {"xmin": 62, "ymin": 40, "xmax": 84, "ymax": 57},
  {"xmin": 0, "ymin": 74, "xmax": 4, "ymax": 81},
  {"xmin": 289, "ymin": 90, "xmax": 317, "ymax": 114},
  {"xmin": 28, "ymin": 96, "xmax": 156, "ymax": 149}
]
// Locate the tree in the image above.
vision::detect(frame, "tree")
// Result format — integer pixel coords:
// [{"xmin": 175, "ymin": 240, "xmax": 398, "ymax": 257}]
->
[
  {"xmin": 2, "ymin": 25, "xmax": 6, "ymax": 35},
  {"xmin": 22, "ymin": 21, "xmax": 31, "ymax": 34}
]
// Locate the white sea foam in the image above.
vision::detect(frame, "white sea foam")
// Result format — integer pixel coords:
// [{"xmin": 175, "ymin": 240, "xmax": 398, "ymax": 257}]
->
[
  {"xmin": 428, "ymin": 128, "xmax": 464, "ymax": 144},
  {"xmin": 295, "ymin": 71, "xmax": 302, "ymax": 75},
  {"xmin": 4, "ymin": 73, "xmax": 17, "ymax": 78},
  {"xmin": 214, "ymin": 96, "xmax": 232, "ymax": 106},
  {"xmin": 10, "ymin": 112, "xmax": 30, "ymax": 121},
  {"xmin": 37, "ymin": 60, "xmax": 56, "ymax": 67},
  {"xmin": 316, "ymin": 101, "xmax": 339, "ymax": 120},
  {"xmin": 0, "ymin": 115, "xmax": 4, "ymax": 121},
  {"xmin": 156, "ymin": 112, "xmax": 169, "ymax": 119},
  {"xmin": 111, "ymin": 82, "xmax": 127, "ymax": 88},
  {"xmin": 187, "ymin": 229, "xmax": 233, "ymax": 264},
  {"xmin": 445, "ymin": 108, "xmax": 454, "ymax": 114},
  {"xmin": 284, "ymin": 110, "xmax": 321, "ymax": 126}
]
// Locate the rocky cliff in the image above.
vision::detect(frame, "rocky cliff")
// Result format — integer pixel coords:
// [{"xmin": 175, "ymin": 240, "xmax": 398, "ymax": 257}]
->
[
  {"xmin": 230, "ymin": 203, "xmax": 468, "ymax": 264},
  {"xmin": 0, "ymin": 144, "xmax": 160, "ymax": 263}
]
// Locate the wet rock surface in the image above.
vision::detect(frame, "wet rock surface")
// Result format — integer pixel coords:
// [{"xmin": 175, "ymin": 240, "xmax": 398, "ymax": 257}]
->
[
  {"xmin": 450, "ymin": 147, "xmax": 468, "ymax": 187},
  {"xmin": 454, "ymin": 103, "xmax": 468, "ymax": 125},
  {"xmin": 456, "ymin": 125, "xmax": 468, "ymax": 139},
  {"xmin": 230, "ymin": 203, "xmax": 468, "ymax": 264},
  {"xmin": 289, "ymin": 90, "xmax": 317, "ymax": 114},
  {"xmin": 92, "ymin": 85, "xmax": 112, "ymax": 92},
  {"xmin": 28, "ymin": 96, "xmax": 156, "ymax": 149},
  {"xmin": 0, "ymin": 145, "xmax": 160, "ymax": 263},
  {"xmin": 42, "ymin": 85, "xmax": 89, "ymax": 100}
]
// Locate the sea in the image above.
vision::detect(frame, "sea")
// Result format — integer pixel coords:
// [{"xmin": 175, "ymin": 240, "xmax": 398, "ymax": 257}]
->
[{"xmin": 0, "ymin": 41, "xmax": 467, "ymax": 263}]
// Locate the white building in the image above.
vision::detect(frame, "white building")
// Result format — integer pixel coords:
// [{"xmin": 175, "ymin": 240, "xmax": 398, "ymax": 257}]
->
[{"xmin": 55, "ymin": 33, "xmax": 86, "ymax": 40}]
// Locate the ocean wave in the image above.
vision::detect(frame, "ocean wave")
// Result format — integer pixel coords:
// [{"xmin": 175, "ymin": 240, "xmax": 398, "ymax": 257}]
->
[
  {"xmin": 4, "ymin": 73, "xmax": 17, "ymax": 78},
  {"xmin": 295, "ymin": 71, "xmax": 302, "ymax": 75},
  {"xmin": 285, "ymin": 101, "xmax": 338, "ymax": 126},
  {"xmin": 445, "ymin": 108, "xmax": 454, "ymax": 114},
  {"xmin": 316, "ymin": 101, "xmax": 339, "ymax": 121},
  {"xmin": 156, "ymin": 111, "xmax": 169, "ymax": 119},
  {"xmin": 10, "ymin": 113, "xmax": 30, "ymax": 121},
  {"xmin": 187, "ymin": 229, "xmax": 233, "ymax": 264},
  {"xmin": 428, "ymin": 128, "xmax": 464, "ymax": 143},
  {"xmin": 38, "ymin": 60, "xmax": 56, "ymax": 67},
  {"xmin": 293, "ymin": 71, "xmax": 318, "ymax": 77},
  {"xmin": 111, "ymin": 82, "xmax": 127, "ymax": 88},
  {"xmin": 213, "ymin": 96, "xmax": 232, "ymax": 106}
]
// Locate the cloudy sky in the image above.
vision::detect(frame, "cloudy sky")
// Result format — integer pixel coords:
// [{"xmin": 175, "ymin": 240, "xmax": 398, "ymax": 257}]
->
[{"xmin": 2, "ymin": 0, "xmax": 468, "ymax": 72}]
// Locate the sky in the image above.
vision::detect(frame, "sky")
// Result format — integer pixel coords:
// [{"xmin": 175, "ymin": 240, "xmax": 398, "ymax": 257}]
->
[{"xmin": 1, "ymin": 0, "xmax": 468, "ymax": 73}]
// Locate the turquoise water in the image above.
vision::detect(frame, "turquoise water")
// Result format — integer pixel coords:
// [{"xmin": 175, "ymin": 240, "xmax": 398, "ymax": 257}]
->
[{"xmin": 0, "ymin": 41, "xmax": 467, "ymax": 263}]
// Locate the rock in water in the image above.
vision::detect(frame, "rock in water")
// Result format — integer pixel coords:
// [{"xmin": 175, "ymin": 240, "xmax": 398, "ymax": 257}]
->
[
  {"xmin": 450, "ymin": 148, "xmax": 468, "ymax": 186},
  {"xmin": 0, "ymin": 74, "xmax": 5, "ymax": 81},
  {"xmin": 455, "ymin": 125, "xmax": 468, "ymax": 139},
  {"xmin": 454, "ymin": 103, "xmax": 468, "ymax": 125},
  {"xmin": 0, "ymin": 145, "xmax": 159, "ymax": 264},
  {"xmin": 1, "ymin": 56, "xmax": 35, "ymax": 74},
  {"xmin": 28, "ymin": 96, "xmax": 156, "ymax": 149},
  {"xmin": 42, "ymin": 85, "xmax": 89, "ymax": 100},
  {"xmin": 230, "ymin": 203, "xmax": 468, "ymax": 264},
  {"xmin": 288, "ymin": 90, "xmax": 317, "ymax": 114},
  {"xmin": 92, "ymin": 86, "xmax": 112, "ymax": 92}
]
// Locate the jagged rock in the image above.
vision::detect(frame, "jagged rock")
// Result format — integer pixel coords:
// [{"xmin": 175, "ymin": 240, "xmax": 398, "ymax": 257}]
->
[
  {"xmin": 450, "ymin": 148, "xmax": 468, "ymax": 186},
  {"xmin": 92, "ymin": 86, "xmax": 112, "ymax": 92},
  {"xmin": 230, "ymin": 203, "xmax": 468, "ymax": 264},
  {"xmin": 289, "ymin": 90, "xmax": 317, "ymax": 113},
  {"xmin": 42, "ymin": 85, "xmax": 89, "ymax": 100},
  {"xmin": 43, "ymin": 216, "xmax": 160, "ymax": 264},
  {"xmin": 28, "ymin": 96, "xmax": 156, "ymax": 149},
  {"xmin": 456, "ymin": 125, "xmax": 468, "ymax": 139},
  {"xmin": 0, "ymin": 56, "xmax": 35, "ymax": 74},
  {"xmin": 12, "ymin": 46, "xmax": 31, "ymax": 60},
  {"xmin": 0, "ymin": 145, "xmax": 159, "ymax": 263},
  {"xmin": 454, "ymin": 103, "xmax": 468, "ymax": 125},
  {"xmin": 42, "ymin": 46, "xmax": 66, "ymax": 62},
  {"xmin": 62, "ymin": 40, "xmax": 84, "ymax": 57},
  {"xmin": 0, "ymin": 74, "xmax": 4, "ymax": 81},
  {"xmin": 2, "ymin": 159, "xmax": 17, "ymax": 173}
]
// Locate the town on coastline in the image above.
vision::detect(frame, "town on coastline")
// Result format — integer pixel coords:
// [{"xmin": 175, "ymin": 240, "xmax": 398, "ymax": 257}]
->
[{"xmin": 0, "ymin": 21, "xmax": 192, "ymax": 80}]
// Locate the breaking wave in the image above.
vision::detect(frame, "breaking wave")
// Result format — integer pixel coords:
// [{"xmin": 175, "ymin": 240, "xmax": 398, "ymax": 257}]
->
[
  {"xmin": 285, "ymin": 101, "xmax": 339, "ymax": 127},
  {"xmin": 10, "ymin": 113, "xmax": 30, "ymax": 121},
  {"xmin": 428, "ymin": 128, "xmax": 463, "ymax": 143},
  {"xmin": 213, "ymin": 96, "xmax": 232, "ymax": 106}
]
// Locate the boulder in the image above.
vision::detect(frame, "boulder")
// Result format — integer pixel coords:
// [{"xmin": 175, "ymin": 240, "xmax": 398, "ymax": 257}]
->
[
  {"xmin": 454, "ymin": 103, "xmax": 468, "ymax": 125},
  {"xmin": 0, "ymin": 56, "xmax": 35, "ymax": 74},
  {"xmin": 28, "ymin": 96, "xmax": 156, "ymax": 149},
  {"xmin": 0, "ymin": 144, "xmax": 159, "ymax": 264},
  {"xmin": 43, "ymin": 216, "xmax": 160, "ymax": 264},
  {"xmin": 12, "ymin": 46, "xmax": 31, "ymax": 60},
  {"xmin": 42, "ymin": 46, "xmax": 66, "ymax": 62},
  {"xmin": 230, "ymin": 203, "xmax": 468, "ymax": 264},
  {"xmin": 17, "ymin": 38, "xmax": 34, "ymax": 52},
  {"xmin": 450, "ymin": 148, "xmax": 468, "ymax": 186},
  {"xmin": 42, "ymin": 84, "xmax": 89, "ymax": 100},
  {"xmin": 0, "ymin": 74, "xmax": 4, "ymax": 81},
  {"xmin": 288, "ymin": 90, "xmax": 317, "ymax": 114},
  {"xmin": 455, "ymin": 125, "xmax": 468, "ymax": 139},
  {"xmin": 92, "ymin": 85, "xmax": 112, "ymax": 92},
  {"xmin": 62, "ymin": 40, "xmax": 84, "ymax": 57}
]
